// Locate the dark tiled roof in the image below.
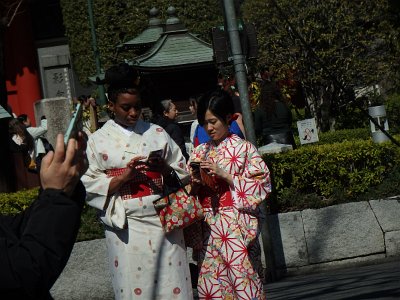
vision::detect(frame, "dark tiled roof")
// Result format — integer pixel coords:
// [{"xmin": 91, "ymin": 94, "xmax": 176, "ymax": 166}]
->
[
  {"xmin": 130, "ymin": 31, "xmax": 214, "ymax": 71},
  {"xmin": 129, "ymin": 6, "xmax": 214, "ymax": 71},
  {"xmin": 122, "ymin": 26, "xmax": 164, "ymax": 48},
  {"xmin": 118, "ymin": 7, "xmax": 164, "ymax": 49}
]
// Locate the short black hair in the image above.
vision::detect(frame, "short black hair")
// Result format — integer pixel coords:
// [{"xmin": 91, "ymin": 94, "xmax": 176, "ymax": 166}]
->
[
  {"xmin": 104, "ymin": 63, "xmax": 141, "ymax": 103},
  {"xmin": 106, "ymin": 63, "xmax": 138, "ymax": 87},
  {"xmin": 108, "ymin": 87, "xmax": 141, "ymax": 104},
  {"xmin": 197, "ymin": 89, "xmax": 234, "ymax": 126}
]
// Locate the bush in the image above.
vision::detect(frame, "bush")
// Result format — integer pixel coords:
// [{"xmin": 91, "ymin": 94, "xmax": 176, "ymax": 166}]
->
[
  {"xmin": 0, "ymin": 189, "xmax": 104, "ymax": 241},
  {"xmin": 316, "ymin": 127, "xmax": 371, "ymax": 144},
  {"xmin": 264, "ymin": 137, "xmax": 400, "ymax": 213},
  {"xmin": 386, "ymin": 93, "xmax": 400, "ymax": 134},
  {"xmin": 0, "ymin": 188, "xmax": 39, "ymax": 214}
]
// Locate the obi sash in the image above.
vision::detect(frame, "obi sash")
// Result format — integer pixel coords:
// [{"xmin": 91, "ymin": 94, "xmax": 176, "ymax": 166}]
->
[
  {"xmin": 106, "ymin": 168, "xmax": 163, "ymax": 199},
  {"xmin": 199, "ymin": 178, "xmax": 233, "ymax": 209}
]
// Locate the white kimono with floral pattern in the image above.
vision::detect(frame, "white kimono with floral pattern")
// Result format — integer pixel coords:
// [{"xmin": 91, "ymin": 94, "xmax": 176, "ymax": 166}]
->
[
  {"xmin": 191, "ymin": 134, "xmax": 271, "ymax": 300},
  {"xmin": 82, "ymin": 119, "xmax": 193, "ymax": 300}
]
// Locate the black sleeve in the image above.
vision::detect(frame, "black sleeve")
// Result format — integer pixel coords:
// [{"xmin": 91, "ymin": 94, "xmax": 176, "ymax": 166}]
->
[
  {"xmin": 167, "ymin": 124, "xmax": 189, "ymax": 161},
  {"xmin": 0, "ymin": 182, "xmax": 86, "ymax": 299}
]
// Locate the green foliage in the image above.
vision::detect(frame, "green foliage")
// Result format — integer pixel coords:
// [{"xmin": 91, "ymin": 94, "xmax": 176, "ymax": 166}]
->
[
  {"xmin": 291, "ymin": 127, "xmax": 371, "ymax": 148},
  {"xmin": 316, "ymin": 127, "xmax": 371, "ymax": 144},
  {"xmin": 59, "ymin": 0, "xmax": 221, "ymax": 85},
  {"xmin": 242, "ymin": 0, "xmax": 400, "ymax": 131},
  {"xmin": 0, "ymin": 188, "xmax": 39, "ymax": 214},
  {"xmin": 386, "ymin": 93, "xmax": 400, "ymax": 134},
  {"xmin": 265, "ymin": 137, "xmax": 400, "ymax": 213},
  {"xmin": 76, "ymin": 205, "xmax": 104, "ymax": 242},
  {"xmin": 60, "ymin": 0, "xmax": 400, "ymax": 132}
]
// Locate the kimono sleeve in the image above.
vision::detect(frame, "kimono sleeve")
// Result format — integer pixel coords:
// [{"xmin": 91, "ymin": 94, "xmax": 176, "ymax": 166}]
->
[
  {"xmin": 231, "ymin": 141, "xmax": 271, "ymax": 211},
  {"xmin": 81, "ymin": 137, "xmax": 113, "ymax": 210}
]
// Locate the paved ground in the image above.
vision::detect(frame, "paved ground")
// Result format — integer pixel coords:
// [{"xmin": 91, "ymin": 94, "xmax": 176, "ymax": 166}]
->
[
  {"xmin": 265, "ymin": 260, "xmax": 400, "ymax": 300},
  {"xmin": 51, "ymin": 239, "xmax": 400, "ymax": 299}
]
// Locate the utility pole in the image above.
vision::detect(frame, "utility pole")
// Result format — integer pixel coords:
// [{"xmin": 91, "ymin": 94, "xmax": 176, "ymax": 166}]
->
[
  {"xmin": 221, "ymin": 0, "xmax": 256, "ymax": 145},
  {"xmin": 87, "ymin": 0, "xmax": 106, "ymax": 105},
  {"xmin": 221, "ymin": 0, "xmax": 277, "ymax": 282}
]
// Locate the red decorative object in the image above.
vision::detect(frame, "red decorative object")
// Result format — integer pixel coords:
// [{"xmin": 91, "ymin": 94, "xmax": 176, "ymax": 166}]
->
[{"xmin": 153, "ymin": 171, "xmax": 203, "ymax": 236}]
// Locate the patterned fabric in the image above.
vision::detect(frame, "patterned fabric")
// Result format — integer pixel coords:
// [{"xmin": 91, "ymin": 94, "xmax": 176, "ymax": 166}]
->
[
  {"xmin": 191, "ymin": 134, "xmax": 271, "ymax": 300},
  {"xmin": 82, "ymin": 119, "xmax": 193, "ymax": 300},
  {"xmin": 106, "ymin": 167, "xmax": 163, "ymax": 199},
  {"xmin": 153, "ymin": 184, "xmax": 204, "ymax": 233}
]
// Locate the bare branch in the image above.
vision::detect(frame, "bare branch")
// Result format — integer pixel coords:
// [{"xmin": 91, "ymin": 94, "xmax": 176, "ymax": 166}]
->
[{"xmin": 6, "ymin": 0, "xmax": 24, "ymax": 27}]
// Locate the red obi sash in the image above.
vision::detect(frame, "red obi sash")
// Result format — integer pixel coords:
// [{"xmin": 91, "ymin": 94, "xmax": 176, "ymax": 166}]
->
[
  {"xmin": 106, "ymin": 168, "xmax": 163, "ymax": 199},
  {"xmin": 199, "ymin": 179, "xmax": 233, "ymax": 209}
]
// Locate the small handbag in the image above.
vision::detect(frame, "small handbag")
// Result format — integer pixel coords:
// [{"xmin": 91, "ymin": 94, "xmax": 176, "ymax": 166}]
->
[{"xmin": 153, "ymin": 170, "xmax": 204, "ymax": 234}]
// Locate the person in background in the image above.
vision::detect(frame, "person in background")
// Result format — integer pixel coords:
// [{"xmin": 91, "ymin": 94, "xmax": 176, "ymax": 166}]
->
[
  {"xmin": 152, "ymin": 99, "xmax": 189, "ymax": 161},
  {"xmin": 76, "ymin": 94, "xmax": 98, "ymax": 135},
  {"xmin": 81, "ymin": 63, "xmax": 193, "ymax": 300},
  {"xmin": 0, "ymin": 132, "xmax": 88, "ymax": 299},
  {"xmin": 8, "ymin": 118, "xmax": 35, "ymax": 168},
  {"xmin": 188, "ymin": 96, "xmax": 199, "ymax": 145},
  {"xmin": 189, "ymin": 88, "xmax": 271, "ymax": 299},
  {"xmin": 253, "ymin": 78, "xmax": 297, "ymax": 149},
  {"xmin": 18, "ymin": 114, "xmax": 49, "ymax": 169}
]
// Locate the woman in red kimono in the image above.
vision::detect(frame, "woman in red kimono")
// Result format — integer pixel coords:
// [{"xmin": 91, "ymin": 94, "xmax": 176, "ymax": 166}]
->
[{"xmin": 189, "ymin": 89, "xmax": 272, "ymax": 299}]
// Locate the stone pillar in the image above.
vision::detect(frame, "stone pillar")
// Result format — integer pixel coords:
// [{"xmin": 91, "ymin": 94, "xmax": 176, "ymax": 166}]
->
[{"xmin": 34, "ymin": 97, "xmax": 72, "ymax": 147}]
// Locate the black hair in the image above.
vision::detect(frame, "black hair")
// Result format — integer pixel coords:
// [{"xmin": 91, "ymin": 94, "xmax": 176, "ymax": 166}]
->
[
  {"xmin": 197, "ymin": 89, "xmax": 234, "ymax": 126},
  {"xmin": 104, "ymin": 63, "xmax": 141, "ymax": 103},
  {"xmin": 9, "ymin": 118, "xmax": 34, "ymax": 151},
  {"xmin": 17, "ymin": 114, "xmax": 28, "ymax": 123},
  {"xmin": 108, "ymin": 87, "xmax": 141, "ymax": 104}
]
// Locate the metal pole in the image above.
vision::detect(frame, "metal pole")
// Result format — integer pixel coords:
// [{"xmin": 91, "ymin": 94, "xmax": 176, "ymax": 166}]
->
[
  {"xmin": 222, "ymin": 0, "xmax": 277, "ymax": 282},
  {"xmin": 87, "ymin": 0, "xmax": 106, "ymax": 105},
  {"xmin": 222, "ymin": 0, "xmax": 256, "ymax": 145}
]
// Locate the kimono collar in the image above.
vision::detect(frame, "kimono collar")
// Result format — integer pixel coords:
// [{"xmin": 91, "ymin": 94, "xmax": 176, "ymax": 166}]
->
[{"xmin": 109, "ymin": 119, "xmax": 150, "ymax": 136}]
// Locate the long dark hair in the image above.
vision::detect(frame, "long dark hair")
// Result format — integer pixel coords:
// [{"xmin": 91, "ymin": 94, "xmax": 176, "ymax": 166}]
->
[
  {"xmin": 9, "ymin": 118, "xmax": 34, "ymax": 151},
  {"xmin": 197, "ymin": 89, "xmax": 234, "ymax": 126}
]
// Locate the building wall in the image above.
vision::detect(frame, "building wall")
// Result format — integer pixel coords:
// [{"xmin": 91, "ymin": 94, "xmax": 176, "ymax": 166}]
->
[{"xmin": 5, "ymin": 6, "xmax": 42, "ymax": 126}]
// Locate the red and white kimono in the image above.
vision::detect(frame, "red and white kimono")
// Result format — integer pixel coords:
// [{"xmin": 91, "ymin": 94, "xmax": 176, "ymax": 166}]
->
[
  {"xmin": 82, "ymin": 119, "xmax": 193, "ymax": 300},
  {"xmin": 191, "ymin": 134, "xmax": 271, "ymax": 300}
]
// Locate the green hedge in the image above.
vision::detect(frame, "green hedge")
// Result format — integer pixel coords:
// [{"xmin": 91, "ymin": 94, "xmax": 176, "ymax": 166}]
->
[
  {"xmin": 315, "ymin": 127, "xmax": 371, "ymax": 144},
  {"xmin": 264, "ymin": 137, "xmax": 400, "ymax": 213},
  {"xmin": 0, "ymin": 188, "xmax": 39, "ymax": 215}
]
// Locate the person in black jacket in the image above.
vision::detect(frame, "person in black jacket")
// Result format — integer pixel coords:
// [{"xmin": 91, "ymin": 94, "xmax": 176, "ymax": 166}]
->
[
  {"xmin": 152, "ymin": 99, "xmax": 189, "ymax": 161},
  {"xmin": 0, "ymin": 132, "xmax": 88, "ymax": 299}
]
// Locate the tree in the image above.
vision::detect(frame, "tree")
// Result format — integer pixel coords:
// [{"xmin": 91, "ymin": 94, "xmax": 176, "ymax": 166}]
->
[
  {"xmin": 242, "ymin": 0, "xmax": 400, "ymax": 131},
  {"xmin": 60, "ymin": 0, "xmax": 400, "ymax": 131}
]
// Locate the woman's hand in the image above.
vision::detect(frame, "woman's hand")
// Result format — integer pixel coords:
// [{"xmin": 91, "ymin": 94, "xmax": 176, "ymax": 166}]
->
[
  {"xmin": 107, "ymin": 155, "xmax": 146, "ymax": 196},
  {"xmin": 200, "ymin": 161, "xmax": 233, "ymax": 186},
  {"xmin": 124, "ymin": 156, "xmax": 147, "ymax": 177}
]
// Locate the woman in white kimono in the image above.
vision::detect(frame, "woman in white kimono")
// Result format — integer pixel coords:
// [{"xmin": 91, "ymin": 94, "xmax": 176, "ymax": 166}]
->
[
  {"xmin": 81, "ymin": 64, "xmax": 193, "ymax": 300},
  {"xmin": 189, "ymin": 89, "xmax": 271, "ymax": 299}
]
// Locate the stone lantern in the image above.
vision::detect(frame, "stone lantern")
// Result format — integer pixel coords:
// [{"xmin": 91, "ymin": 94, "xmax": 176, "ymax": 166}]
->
[{"xmin": 368, "ymin": 105, "xmax": 389, "ymax": 143}]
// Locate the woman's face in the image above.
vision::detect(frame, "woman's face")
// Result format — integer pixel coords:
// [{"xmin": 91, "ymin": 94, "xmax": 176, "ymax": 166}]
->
[
  {"xmin": 109, "ymin": 92, "xmax": 142, "ymax": 127},
  {"xmin": 203, "ymin": 109, "xmax": 230, "ymax": 144},
  {"xmin": 164, "ymin": 102, "xmax": 178, "ymax": 120},
  {"xmin": 189, "ymin": 102, "xmax": 196, "ymax": 115}
]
